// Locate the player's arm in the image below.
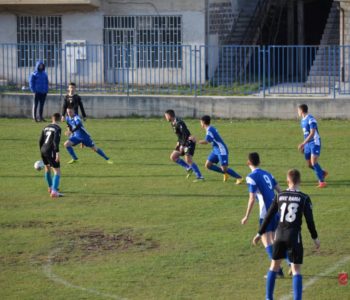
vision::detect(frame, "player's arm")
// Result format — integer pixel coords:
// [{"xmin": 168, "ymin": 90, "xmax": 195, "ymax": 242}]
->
[
  {"xmin": 304, "ymin": 196, "xmax": 320, "ymax": 249},
  {"xmin": 70, "ymin": 118, "xmax": 83, "ymax": 133},
  {"xmin": 39, "ymin": 130, "xmax": 45, "ymax": 148},
  {"xmin": 198, "ymin": 140, "xmax": 209, "ymax": 145},
  {"xmin": 298, "ymin": 128, "xmax": 316, "ymax": 150},
  {"xmin": 253, "ymin": 195, "xmax": 279, "ymax": 245},
  {"xmin": 78, "ymin": 95, "xmax": 87, "ymax": 120},
  {"xmin": 61, "ymin": 97, "xmax": 67, "ymax": 121},
  {"xmin": 241, "ymin": 192, "xmax": 255, "ymax": 225}
]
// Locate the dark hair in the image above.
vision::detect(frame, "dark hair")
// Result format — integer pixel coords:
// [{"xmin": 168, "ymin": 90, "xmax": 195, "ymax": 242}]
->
[
  {"xmin": 248, "ymin": 152, "xmax": 260, "ymax": 166},
  {"xmin": 69, "ymin": 82, "xmax": 76, "ymax": 87},
  {"xmin": 288, "ymin": 169, "xmax": 301, "ymax": 185},
  {"xmin": 52, "ymin": 112, "xmax": 61, "ymax": 121},
  {"xmin": 298, "ymin": 104, "xmax": 308, "ymax": 113},
  {"xmin": 67, "ymin": 104, "xmax": 74, "ymax": 110},
  {"xmin": 201, "ymin": 115, "xmax": 211, "ymax": 125},
  {"xmin": 165, "ymin": 109, "xmax": 175, "ymax": 117}
]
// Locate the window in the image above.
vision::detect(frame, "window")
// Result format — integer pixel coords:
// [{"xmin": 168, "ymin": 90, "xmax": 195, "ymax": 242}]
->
[
  {"xmin": 17, "ymin": 16, "xmax": 62, "ymax": 67},
  {"xmin": 104, "ymin": 16, "xmax": 182, "ymax": 68}
]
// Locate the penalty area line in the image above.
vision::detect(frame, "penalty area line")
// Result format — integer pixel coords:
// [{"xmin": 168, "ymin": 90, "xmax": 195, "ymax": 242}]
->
[
  {"xmin": 280, "ymin": 256, "xmax": 350, "ymax": 300},
  {"xmin": 42, "ymin": 248, "xmax": 128, "ymax": 300}
]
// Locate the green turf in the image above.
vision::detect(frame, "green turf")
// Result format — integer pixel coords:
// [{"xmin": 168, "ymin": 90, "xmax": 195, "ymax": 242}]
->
[{"xmin": 0, "ymin": 118, "xmax": 349, "ymax": 300}]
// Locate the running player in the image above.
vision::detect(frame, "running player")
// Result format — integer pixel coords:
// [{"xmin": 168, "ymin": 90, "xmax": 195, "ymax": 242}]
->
[
  {"xmin": 164, "ymin": 109, "xmax": 204, "ymax": 182},
  {"xmin": 253, "ymin": 169, "xmax": 320, "ymax": 300},
  {"xmin": 64, "ymin": 106, "xmax": 113, "ymax": 164},
  {"xmin": 39, "ymin": 112, "xmax": 63, "ymax": 198},
  {"xmin": 198, "ymin": 115, "xmax": 242, "ymax": 183},
  {"xmin": 297, "ymin": 104, "xmax": 327, "ymax": 188},
  {"xmin": 241, "ymin": 152, "xmax": 284, "ymax": 275}
]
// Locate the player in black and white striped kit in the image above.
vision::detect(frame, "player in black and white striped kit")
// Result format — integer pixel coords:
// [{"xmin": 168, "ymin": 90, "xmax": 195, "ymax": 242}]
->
[{"xmin": 253, "ymin": 169, "xmax": 320, "ymax": 300}]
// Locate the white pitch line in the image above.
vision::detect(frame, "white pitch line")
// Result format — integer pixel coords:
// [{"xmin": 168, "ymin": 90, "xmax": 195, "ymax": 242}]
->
[
  {"xmin": 43, "ymin": 248, "xmax": 128, "ymax": 300},
  {"xmin": 280, "ymin": 256, "xmax": 350, "ymax": 300}
]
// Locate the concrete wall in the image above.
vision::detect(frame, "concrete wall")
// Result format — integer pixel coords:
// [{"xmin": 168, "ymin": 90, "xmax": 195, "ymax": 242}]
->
[{"xmin": 1, "ymin": 93, "xmax": 350, "ymax": 119}]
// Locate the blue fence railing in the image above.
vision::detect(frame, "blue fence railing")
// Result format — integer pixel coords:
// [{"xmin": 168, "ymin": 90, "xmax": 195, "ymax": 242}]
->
[{"xmin": 0, "ymin": 43, "xmax": 348, "ymax": 97}]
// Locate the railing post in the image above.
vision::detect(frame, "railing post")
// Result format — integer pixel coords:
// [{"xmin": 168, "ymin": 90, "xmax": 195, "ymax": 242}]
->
[
  {"xmin": 194, "ymin": 45, "xmax": 197, "ymax": 97},
  {"xmin": 262, "ymin": 46, "xmax": 266, "ymax": 98}
]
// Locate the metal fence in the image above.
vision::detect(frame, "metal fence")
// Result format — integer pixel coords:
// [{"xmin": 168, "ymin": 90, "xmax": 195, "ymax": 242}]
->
[{"xmin": 0, "ymin": 43, "xmax": 348, "ymax": 97}]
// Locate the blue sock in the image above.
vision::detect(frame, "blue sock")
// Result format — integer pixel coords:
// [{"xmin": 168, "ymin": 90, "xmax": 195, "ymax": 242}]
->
[
  {"xmin": 44, "ymin": 172, "xmax": 52, "ymax": 188},
  {"xmin": 191, "ymin": 163, "xmax": 202, "ymax": 178},
  {"xmin": 52, "ymin": 174, "xmax": 60, "ymax": 192},
  {"xmin": 208, "ymin": 164, "xmax": 224, "ymax": 174},
  {"xmin": 227, "ymin": 168, "xmax": 242, "ymax": 179},
  {"xmin": 293, "ymin": 274, "xmax": 303, "ymax": 300},
  {"xmin": 96, "ymin": 148, "xmax": 109, "ymax": 160},
  {"xmin": 175, "ymin": 158, "xmax": 190, "ymax": 170},
  {"xmin": 266, "ymin": 270, "xmax": 277, "ymax": 300},
  {"xmin": 67, "ymin": 146, "xmax": 78, "ymax": 160},
  {"xmin": 265, "ymin": 245, "xmax": 273, "ymax": 260},
  {"xmin": 313, "ymin": 163, "xmax": 324, "ymax": 182}
]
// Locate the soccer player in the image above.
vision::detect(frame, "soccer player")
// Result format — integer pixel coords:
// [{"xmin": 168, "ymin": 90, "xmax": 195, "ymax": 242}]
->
[
  {"xmin": 164, "ymin": 109, "xmax": 204, "ymax": 182},
  {"xmin": 241, "ymin": 152, "xmax": 284, "ymax": 275},
  {"xmin": 297, "ymin": 104, "xmax": 327, "ymax": 188},
  {"xmin": 253, "ymin": 169, "xmax": 320, "ymax": 300},
  {"xmin": 39, "ymin": 112, "xmax": 63, "ymax": 198},
  {"xmin": 61, "ymin": 82, "xmax": 87, "ymax": 122},
  {"xmin": 64, "ymin": 106, "xmax": 113, "ymax": 164},
  {"xmin": 198, "ymin": 115, "xmax": 242, "ymax": 183}
]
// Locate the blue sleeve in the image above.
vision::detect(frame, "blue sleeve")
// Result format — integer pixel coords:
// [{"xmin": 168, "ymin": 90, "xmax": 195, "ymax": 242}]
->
[
  {"xmin": 206, "ymin": 130, "xmax": 214, "ymax": 143},
  {"xmin": 246, "ymin": 176, "xmax": 258, "ymax": 193},
  {"xmin": 29, "ymin": 73, "xmax": 35, "ymax": 92}
]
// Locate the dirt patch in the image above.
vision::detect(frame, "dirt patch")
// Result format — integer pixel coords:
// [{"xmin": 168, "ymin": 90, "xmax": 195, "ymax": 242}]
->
[{"xmin": 49, "ymin": 228, "xmax": 159, "ymax": 264}]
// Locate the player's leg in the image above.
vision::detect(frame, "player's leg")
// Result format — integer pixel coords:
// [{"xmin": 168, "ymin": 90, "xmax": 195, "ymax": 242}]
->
[
  {"xmin": 262, "ymin": 230, "xmax": 284, "ymax": 278},
  {"xmin": 43, "ymin": 164, "xmax": 52, "ymax": 193},
  {"xmin": 50, "ymin": 167, "xmax": 63, "ymax": 197},
  {"xmin": 171, "ymin": 148, "xmax": 190, "ymax": 171},
  {"xmin": 185, "ymin": 154, "xmax": 203, "ymax": 180},
  {"xmin": 266, "ymin": 259, "xmax": 283, "ymax": 300},
  {"xmin": 205, "ymin": 153, "xmax": 222, "ymax": 173},
  {"xmin": 32, "ymin": 93, "xmax": 39, "ymax": 122},
  {"xmin": 64, "ymin": 139, "xmax": 79, "ymax": 162},
  {"xmin": 219, "ymin": 155, "xmax": 242, "ymax": 183},
  {"xmin": 311, "ymin": 145, "xmax": 326, "ymax": 187},
  {"xmin": 90, "ymin": 143, "xmax": 112, "ymax": 162},
  {"xmin": 290, "ymin": 264, "xmax": 303, "ymax": 300}
]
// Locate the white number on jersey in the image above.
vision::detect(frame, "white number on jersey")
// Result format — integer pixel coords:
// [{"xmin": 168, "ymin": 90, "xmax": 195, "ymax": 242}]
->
[
  {"xmin": 263, "ymin": 174, "xmax": 273, "ymax": 190},
  {"xmin": 45, "ymin": 131, "xmax": 53, "ymax": 144},
  {"xmin": 280, "ymin": 202, "xmax": 299, "ymax": 223}
]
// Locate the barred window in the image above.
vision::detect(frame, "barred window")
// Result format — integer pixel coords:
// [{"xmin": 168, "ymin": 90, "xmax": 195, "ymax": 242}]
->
[
  {"xmin": 17, "ymin": 16, "xmax": 62, "ymax": 67},
  {"xmin": 104, "ymin": 16, "xmax": 182, "ymax": 68}
]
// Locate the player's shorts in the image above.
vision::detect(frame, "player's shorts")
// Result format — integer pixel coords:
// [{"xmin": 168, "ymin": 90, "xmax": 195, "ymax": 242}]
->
[
  {"xmin": 69, "ymin": 135, "xmax": 95, "ymax": 148},
  {"xmin": 175, "ymin": 140, "xmax": 195, "ymax": 156},
  {"xmin": 272, "ymin": 229, "xmax": 304, "ymax": 264},
  {"xmin": 41, "ymin": 150, "xmax": 60, "ymax": 169},
  {"xmin": 207, "ymin": 151, "xmax": 229, "ymax": 166},
  {"xmin": 259, "ymin": 214, "xmax": 278, "ymax": 233},
  {"xmin": 304, "ymin": 143, "xmax": 321, "ymax": 160}
]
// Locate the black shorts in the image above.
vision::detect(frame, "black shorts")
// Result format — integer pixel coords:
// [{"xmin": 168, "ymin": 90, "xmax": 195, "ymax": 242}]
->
[
  {"xmin": 175, "ymin": 140, "xmax": 196, "ymax": 157},
  {"xmin": 272, "ymin": 230, "xmax": 304, "ymax": 264},
  {"xmin": 41, "ymin": 150, "xmax": 60, "ymax": 169}
]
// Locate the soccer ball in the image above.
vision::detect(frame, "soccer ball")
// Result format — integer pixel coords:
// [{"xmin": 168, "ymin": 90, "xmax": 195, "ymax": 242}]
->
[{"xmin": 34, "ymin": 160, "xmax": 45, "ymax": 171}]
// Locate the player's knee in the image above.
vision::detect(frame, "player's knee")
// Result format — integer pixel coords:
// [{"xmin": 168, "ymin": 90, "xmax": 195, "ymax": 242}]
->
[
  {"xmin": 170, "ymin": 154, "xmax": 177, "ymax": 161},
  {"xmin": 205, "ymin": 161, "xmax": 211, "ymax": 169},
  {"xmin": 64, "ymin": 141, "xmax": 70, "ymax": 147}
]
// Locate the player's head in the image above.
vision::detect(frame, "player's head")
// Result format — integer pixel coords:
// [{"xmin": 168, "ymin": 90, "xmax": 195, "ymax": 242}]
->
[
  {"xmin": 164, "ymin": 109, "xmax": 175, "ymax": 122},
  {"xmin": 247, "ymin": 152, "xmax": 260, "ymax": 167},
  {"xmin": 66, "ymin": 105, "xmax": 75, "ymax": 118},
  {"xmin": 298, "ymin": 104, "xmax": 308, "ymax": 117},
  {"xmin": 68, "ymin": 82, "xmax": 76, "ymax": 93},
  {"xmin": 287, "ymin": 168, "xmax": 301, "ymax": 186},
  {"xmin": 51, "ymin": 112, "xmax": 61, "ymax": 123},
  {"xmin": 200, "ymin": 115, "xmax": 211, "ymax": 128}
]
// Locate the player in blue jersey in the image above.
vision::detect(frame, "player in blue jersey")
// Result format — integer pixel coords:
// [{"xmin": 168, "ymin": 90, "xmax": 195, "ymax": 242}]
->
[
  {"xmin": 64, "ymin": 106, "xmax": 113, "ymax": 164},
  {"xmin": 241, "ymin": 152, "xmax": 286, "ymax": 277},
  {"xmin": 297, "ymin": 104, "xmax": 327, "ymax": 188},
  {"xmin": 198, "ymin": 115, "xmax": 242, "ymax": 184}
]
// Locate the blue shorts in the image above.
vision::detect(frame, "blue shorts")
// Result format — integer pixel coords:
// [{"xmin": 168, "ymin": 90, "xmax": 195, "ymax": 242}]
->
[
  {"xmin": 259, "ymin": 214, "xmax": 279, "ymax": 233},
  {"xmin": 304, "ymin": 143, "xmax": 321, "ymax": 160},
  {"xmin": 69, "ymin": 135, "xmax": 95, "ymax": 147},
  {"xmin": 207, "ymin": 151, "xmax": 229, "ymax": 166}
]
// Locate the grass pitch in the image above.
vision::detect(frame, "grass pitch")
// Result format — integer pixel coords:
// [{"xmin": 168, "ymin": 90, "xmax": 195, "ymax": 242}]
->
[{"xmin": 0, "ymin": 118, "xmax": 349, "ymax": 300}]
